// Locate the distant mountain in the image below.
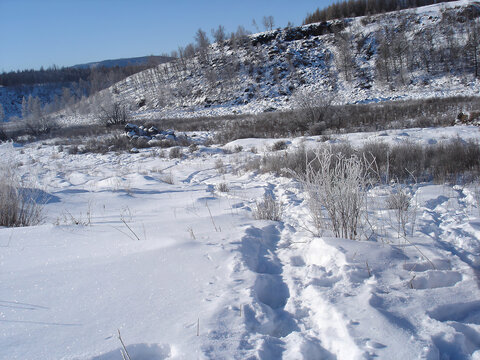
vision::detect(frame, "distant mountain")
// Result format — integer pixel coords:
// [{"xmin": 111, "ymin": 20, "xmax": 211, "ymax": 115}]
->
[{"xmin": 72, "ymin": 55, "xmax": 173, "ymax": 69}]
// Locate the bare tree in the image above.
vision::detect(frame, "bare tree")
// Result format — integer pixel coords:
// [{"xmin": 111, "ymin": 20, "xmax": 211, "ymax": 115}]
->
[
  {"xmin": 98, "ymin": 101, "xmax": 129, "ymax": 127},
  {"xmin": 212, "ymin": 25, "xmax": 226, "ymax": 44},
  {"xmin": 252, "ymin": 18, "xmax": 260, "ymax": 32},
  {"xmin": 96, "ymin": 92, "xmax": 129, "ymax": 127},
  {"xmin": 0, "ymin": 104, "xmax": 4, "ymax": 122},
  {"xmin": 184, "ymin": 43, "xmax": 196, "ymax": 58},
  {"xmin": 466, "ymin": 22, "xmax": 480, "ymax": 78},
  {"xmin": 334, "ymin": 30, "xmax": 355, "ymax": 82},
  {"xmin": 234, "ymin": 25, "xmax": 251, "ymax": 49},
  {"xmin": 390, "ymin": 22, "xmax": 410, "ymax": 85},
  {"xmin": 195, "ymin": 28, "xmax": 210, "ymax": 64},
  {"xmin": 262, "ymin": 15, "xmax": 275, "ymax": 31},
  {"xmin": 375, "ymin": 28, "xmax": 393, "ymax": 84},
  {"xmin": 291, "ymin": 88, "xmax": 334, "ymax": 134}
]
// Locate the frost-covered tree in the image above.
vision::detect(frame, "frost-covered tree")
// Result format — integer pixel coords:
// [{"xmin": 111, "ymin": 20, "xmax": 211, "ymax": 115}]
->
[
  {"xmin": 21, "ymin": 96, "xmax": 28, "ymax": 119},
  {"xmin": 30, "ymin": 96, "xmax": 42, "ymax": 120},
  {"xmin": 0, "ymin": 104, "xmax": 4, "ymax": 122},
  {"xmin": 22, "ymin": 96, "xmax": 57, "ymax": 135}
]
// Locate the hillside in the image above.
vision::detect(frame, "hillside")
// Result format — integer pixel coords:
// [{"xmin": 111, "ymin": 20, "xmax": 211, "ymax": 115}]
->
[
  {"xmin": 62, "ymin": 0, "xmax": 480, "ymax": 125},
  {"xmin": 0, "ymin": 83, "xmax": 76, "ymax": 121},
  {"xmin": 0, "ymin": 57, "xmax": 172, "ymax": 121}
]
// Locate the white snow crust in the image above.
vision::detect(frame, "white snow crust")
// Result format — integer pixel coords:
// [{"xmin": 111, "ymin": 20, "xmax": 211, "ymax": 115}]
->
[{"xmin": 2, "ymin": 125, "xmax": 480, "ymax": 359}]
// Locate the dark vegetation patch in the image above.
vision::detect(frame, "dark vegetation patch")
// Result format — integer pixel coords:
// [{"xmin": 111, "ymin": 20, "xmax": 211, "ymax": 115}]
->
[{"xmin": 248, "ymin": 138, "xmax": 480, "ymax": 185}]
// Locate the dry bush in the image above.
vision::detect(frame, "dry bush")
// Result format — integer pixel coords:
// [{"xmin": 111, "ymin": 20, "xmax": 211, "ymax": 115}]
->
[
  {"xmin": 386, "ymin": 185, "xmax": 416, "ymax": 238},
  {"xmin": 387, "ymin": 188, "xmax": 411, "ymax": 211},
  {"xmin": 260, "ymin": 149, "xmax": 305, "ymax": 175},
  {"xmin": 271, "ymin": 140, "xmax": 288, "ymax": 151},
  {"xmin": 215, "ymin": 182, "xmax": 229, "ymax": 193},
  {"xmin": 0, "ymin": 125, "xmax": 9, "ymax": 142},
  {"xmin": 83, "ymin": 134, "xmax": 134, "ymax": 154},
  {"xmin": 189, "ymin": 143, "xmax": 199, "ymax": 153},
  {"xmin": 160, "ymin": 172, "xmax": 174, "ymax": 184},
  {"xmin": 169, "ymin": 147, "xmax": 183, "ymax": 159},
  {"xmin": 98, "ymin": 102, "xmax": 129, "ymax": 127},
  {"xmin": 253, "ymin": 193, "xmax": 282, "ymax": 221},
  {"xmin": 427, "ymin": 138, "xmax": 480, "ymax": 183},
  {"xmin": 291, "ymin": 89, "xmax": 334, "ymax": 133},
  {"xmin": 292, "ymin": 147, "xmax": 373, "ymax": 239},
  {"xmin": 215, "ymin": 159, "xmax": 226, "ymax": 174},
  {"xmin": 0, "ymin": 168, "xmax": 45, "ymax": 227},
  {"xmin": 24, "ymin": 116, "xmax": 58, "ymax": 136}
]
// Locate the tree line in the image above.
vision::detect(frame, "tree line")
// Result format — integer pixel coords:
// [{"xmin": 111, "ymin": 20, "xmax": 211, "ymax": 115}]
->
[
  {"xmin": 304, "ymin": 0, "xmax": 453, "ymax": 24},
  {"xmin": 0, "ymin": 63, "xmax": 159, "ymax": 95}
]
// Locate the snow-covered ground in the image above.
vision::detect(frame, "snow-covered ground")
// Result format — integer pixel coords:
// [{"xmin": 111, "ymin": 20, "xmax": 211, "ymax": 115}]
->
[{"xmin": 1, "ymin": 125, "xmax": 480, "ymax": 359}]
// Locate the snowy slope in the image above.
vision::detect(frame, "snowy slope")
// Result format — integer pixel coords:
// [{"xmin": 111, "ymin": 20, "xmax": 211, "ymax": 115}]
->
[{"xmin": 2, "ymin": 125, "xmax": 480, "ymax": 359}]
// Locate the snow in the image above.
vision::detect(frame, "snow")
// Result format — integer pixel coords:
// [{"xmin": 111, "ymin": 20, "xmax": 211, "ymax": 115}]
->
[{"xmin": 1, "ymin": 124, "xmax": 480, "ymax": 359}]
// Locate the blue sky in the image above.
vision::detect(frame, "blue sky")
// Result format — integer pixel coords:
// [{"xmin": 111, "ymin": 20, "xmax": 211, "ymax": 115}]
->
[{"xmin": 0, "ymin": 0, "xmax": 334, "ymax": 72}]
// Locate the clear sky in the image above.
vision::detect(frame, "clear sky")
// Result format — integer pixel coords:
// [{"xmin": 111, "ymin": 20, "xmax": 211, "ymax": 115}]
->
[{"xmin": 0, "ymin": 0, "xmax": 335, "ymax": 72}]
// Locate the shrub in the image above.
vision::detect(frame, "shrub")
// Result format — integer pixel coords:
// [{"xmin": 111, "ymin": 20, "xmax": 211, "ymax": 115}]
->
[
  {"xmin": 160, "ymin": 172, "xmax": 174, "ymax": 184},
  {"xmin": 83, "ymin": 134, "xmax": 134, "ymax": 154},
  {"xmin": 24, "ymin": 115, "xmax": 58, "ymax": 136},
  {"xmin": 387, "ymin": 186, "xmax": 415, "ymax": 237},
  {"xmin": 169, "ymin": 147, "xmax": 183, "ymax": 159},
  {"xmin": 308, "ymin": 121, "xmax": 327, "ymax": 135},
  {"xmin": 259, "ymin": 145, "xmax": 312, "ymax": 176},
  {"xmin": 427, "ymin": 138, "xmax": 480, "ymax": 183},
  {"xmin": 215, "ymin": 159, "xmax": 225, "ymax": 174},
  {"xmin": 234, "ymin": 145, "xmax": 243, "ymax": 153},
  {"xmin": 215, "ymin": 182, "xmax": 229, "ymax": 193},
  {"xmin": 0, "ymin": 168, "xmax": 45, "ymax": 227},
  {"xmin": 271, "ymin": 140, "xmax": 288, "ymax": 151},
  {"xmin": 253, "ymin": 193, "xmax": 282, "ymax": 221},
  {"xmin": 67, "ymin": 145, "xmax": 80, "ymax": 155},
  {"xmin": 294, "ymin": 147, "xmax": 371, "ymax": 239},
  {"xmin": 387, "ymin": 188, "xmax": 411, "ymax": 211},
  {"xmin": 189, "ymin": 143, "xmax": 198, "ymax": 153},
  {"xmin": 98, "ymin": 102, "xmax": 129, "ymax": 127},
  {"xmin": 0, "ymin": 126, "xmax": 8, "ymax": 142}
]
